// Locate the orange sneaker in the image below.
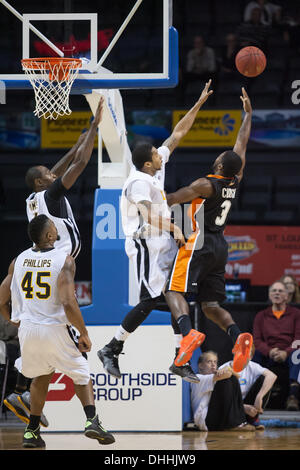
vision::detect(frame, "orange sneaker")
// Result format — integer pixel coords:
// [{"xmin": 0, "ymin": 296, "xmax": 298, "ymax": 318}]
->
[
  {"xmin": 232, "ymin": 333, "xmax": 253, "ymax": 373},
  {"xmin": 174, "ymin": 329, "xmax": 206, "ymax": 366}
]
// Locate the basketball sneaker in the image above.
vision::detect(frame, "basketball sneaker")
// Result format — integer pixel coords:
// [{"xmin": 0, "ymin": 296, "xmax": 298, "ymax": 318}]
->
[
  {"xmin": 169, "ymin": 362, "xmax": 200, "ymax": 383},
  {"xmin": 97, "ymin": 341, "xmax": 123, "ymax": 379},
  {"xmin": 4, "ymin": 392, "xmax": 30, "ymax": 425},
  {"xmin": 174, "ymin": 329, "xmax": 206, "ymax": 367},
  {"xmin": 232, "ymin": 333, "xmax": 253, "ymax": 373},
  {"xmin": 18, "ymin": 391, "xmax": 49, "ymax": 427},
  {"xmin": 84, "ymin": 415, "xmax": 115, "ymax": 445},
  {"xmin": 23, "ymin": 426, "xmax": 46, "ymax": 448}
]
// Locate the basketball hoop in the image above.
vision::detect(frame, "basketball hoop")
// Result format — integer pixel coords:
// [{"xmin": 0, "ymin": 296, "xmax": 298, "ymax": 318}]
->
[{"xmin": 21, "ymin": 57, "xmax": 82, "ymax": 120}]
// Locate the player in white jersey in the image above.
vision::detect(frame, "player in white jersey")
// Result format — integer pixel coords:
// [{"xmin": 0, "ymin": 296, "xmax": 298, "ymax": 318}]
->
[
  {"xmin": 98, "ymin": 81, "xmax": 214, "ymax": 384},
  {"xmin": 25, "ymin": 96, "xmax": 104, "ymax": 258},
  {"xmin": 4, "ymin": 98, "xmax": 104, "ymax": 426},
  {"xmin": 0, "ymin": 215, "xmax": 115, "ymax": 448}
]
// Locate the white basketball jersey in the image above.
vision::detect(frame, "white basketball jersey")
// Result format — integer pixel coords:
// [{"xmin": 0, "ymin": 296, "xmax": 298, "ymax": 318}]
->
[
  {"xmin": 10, "ymin": 247, "xmax": 69, "ymax": 325},
  {"xmin": 121, "ymin": 146, "xmax": 171, "ymax": 237},
  {"xmin": 26, "ymin": 191, "xmax": 81, "ymax": 258}
]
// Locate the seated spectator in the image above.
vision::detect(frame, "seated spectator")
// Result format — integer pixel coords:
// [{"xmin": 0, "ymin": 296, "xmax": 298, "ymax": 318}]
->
[
  {"xmin": 221, "ymin": 351, "xmax": 277, "ymax": 430},
  {"xmin": 185, "ymin": 35, "xmax": 217, "ymax": 83},
  {"xmin": 0, "ymin": 316, "xmax": 20, "ymax": 410},
  {"xmin": 280, "ymin": 275, "xmax": 300, "ymax": 304},
  {"xmin": 190, "ymin": 351, "xmax": 255, "ymax": 432},
  {"xmin": 218, "ymin": 33, "xmax": 241, "ymax": 78},
  {"xmin": 243, "ymin": 0, "xmax": 282, "ymax": 26},
  {"xmin": 252, "ymin": 280, "xmax": 300, "ymax": 411}
]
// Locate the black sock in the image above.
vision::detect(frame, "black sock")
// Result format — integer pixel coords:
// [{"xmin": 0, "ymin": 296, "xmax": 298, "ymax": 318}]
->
[
  {"xmin": 84, "ymin": 405, "xmax": 96, "ymax": 420},
  {"xmin": 177, "ymin": 315, "xmax": 192, "ymax": 337},
  {"xmin": 28, "ymin": 415, "xmax": 40, "ymax": 431},
  {"xmin": 227, "ymin": 323, "xmax": 241, "ymax": 345}
]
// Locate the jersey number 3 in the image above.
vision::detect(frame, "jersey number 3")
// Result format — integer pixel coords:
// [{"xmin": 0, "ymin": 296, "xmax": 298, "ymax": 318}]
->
[
  {"xmin": 215, "ymin": 200, "xmax": 232, "ymax": 226},
  {"xmin": 21, "ymin": 271, "xmax": 51, "ymax": 299}
]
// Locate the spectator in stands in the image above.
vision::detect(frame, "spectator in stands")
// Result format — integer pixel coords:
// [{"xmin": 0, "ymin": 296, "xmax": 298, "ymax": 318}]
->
[
  {"xmin": 243, "ymin": 0, "xmax": 282, "ymax": 26},
  {"xmin": 218, "ymin": 33, "xmax": 241, "ymax": 78},
  {"xmin": 190, "ymin": 351, "xmax": 256, "ymax": 432},
  {"xmin": 280, "ymin": 275, "xmax": 300, "ymax": 304},
  {"xmin": 237, "ymin": 6, "xmax": 270, "ymax": 53},
  {"xmin": 185, "ymin": 35, "xmax": 217, "ymax": 84},
  {"xmin": 252, "ymin": 280, "xmax": 300, "ymax": 411},
  {"xmin": 221, "ymin": 350, "xmax": 277, "ymax": 430},
  {"xmin": 0, "ymin": 316, "xmax": 20, "ymax": 409}
]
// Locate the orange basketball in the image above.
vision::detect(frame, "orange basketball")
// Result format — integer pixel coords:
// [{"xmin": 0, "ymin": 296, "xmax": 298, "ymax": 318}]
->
[{"xmin": 235, "ymin": 46, "xmax": 266, "ymax": 77}]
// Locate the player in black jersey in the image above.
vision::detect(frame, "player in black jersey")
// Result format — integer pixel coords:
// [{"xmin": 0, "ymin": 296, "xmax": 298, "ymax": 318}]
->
[{"xmin": 165, "ymin": 88, "xmax": 253, "ymax": 376}]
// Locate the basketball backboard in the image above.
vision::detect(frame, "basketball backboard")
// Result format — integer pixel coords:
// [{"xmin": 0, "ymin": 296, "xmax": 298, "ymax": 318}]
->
[{"xmin": 0, "ymin": 0, "xmax": 178, "ymax": 93}]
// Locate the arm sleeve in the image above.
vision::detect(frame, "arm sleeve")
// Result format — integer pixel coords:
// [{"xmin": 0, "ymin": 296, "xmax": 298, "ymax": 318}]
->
[
  {"xmin": 127, "ymin": 180, "xmax": 152, "ymax": 205},
  {"xmin": 45, "ymin": 177, "xmax": 68, "ymax": 202}
]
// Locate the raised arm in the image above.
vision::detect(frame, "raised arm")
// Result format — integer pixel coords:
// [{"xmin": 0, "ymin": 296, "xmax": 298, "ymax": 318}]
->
[
  {"xmin": 233, "ymin": 88, "xmax": 252, "ymax": 182},
  {"xmin": 60, "ymin": 97, "xmax": 104, "ymax": 190},
  {"xmin": 162, "ymin": 80, "xmax": 213, "ymax": 155},
  {"xmin": 50, "ymin": 130, "xmax": 88, "ymax": 178},
  {"xmin": 0, "ymin": 259, "xmax": 15, "ymax": 321},
  {"xmin": 167, "ymin": 177, "xmax": 214, "ymax": 207},
  {"xmin": 57, "ymin": 255, "xmax": 91, "ymax": 352}
]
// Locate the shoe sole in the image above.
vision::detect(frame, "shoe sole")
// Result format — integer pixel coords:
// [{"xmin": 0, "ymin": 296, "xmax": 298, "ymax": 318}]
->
[
  {"xmin": 17, "ymin": 396, "xmax": 49, "ymax": 428},
  {"xmin": 97, "ymin": 350, "xmax": 121, "ymax": 379},
  {"xmin": 169, "ymin": 366, "xmax": 200, "ymax": 383},
  {"xmin": 4, "ymin": 399, "xmax": 29, "ymax": 425},
  {"xmin": 175, "ymin": 333, "xmax": 206, "ymax": 367},
  {"xmin": 232, "ymin": 333, "xmax": 253, "ymax": 373},
  {"xmin": 85, "ymin": 429, "xmax": 115, "ymax": 445},
  {"xmin": 23, "ymin": 442, "xmax": 46, "ymax": 448}
]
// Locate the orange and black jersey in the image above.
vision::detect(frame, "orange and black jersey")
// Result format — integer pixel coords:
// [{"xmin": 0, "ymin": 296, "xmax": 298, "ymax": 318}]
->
[{"xmin": 190, "ymin": 174, "xmax": 239, "ymax": 234}]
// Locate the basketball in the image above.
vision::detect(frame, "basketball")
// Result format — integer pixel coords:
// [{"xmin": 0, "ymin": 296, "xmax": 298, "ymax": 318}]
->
[{"xmin": 235, "ymin": 46, "xmax": 266, "ymax": 77}]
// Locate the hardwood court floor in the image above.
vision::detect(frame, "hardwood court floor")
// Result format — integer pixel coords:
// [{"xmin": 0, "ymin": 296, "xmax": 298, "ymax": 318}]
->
[{"xmin": 1, "ymin": 427, "xmax": 300, "ymax": 451}]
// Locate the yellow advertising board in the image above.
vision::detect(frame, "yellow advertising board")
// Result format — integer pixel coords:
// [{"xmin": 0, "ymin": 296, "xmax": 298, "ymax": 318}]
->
[
  {"xmin": 172, "ymin": 110, "xmax": 242, "ymax": 147},
  {"xmin": 41, "ymin": 111, "xmax": 98, "ymax": 149}
]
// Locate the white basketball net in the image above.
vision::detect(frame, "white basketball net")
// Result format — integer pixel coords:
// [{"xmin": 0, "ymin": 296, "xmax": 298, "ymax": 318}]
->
[{"xmin": 21, "ymin": 58, "xmax": 82, "ymax": 120}]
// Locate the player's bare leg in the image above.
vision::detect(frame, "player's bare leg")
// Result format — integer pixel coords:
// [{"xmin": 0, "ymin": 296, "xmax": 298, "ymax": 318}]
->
[
  {"xmin": 201, "ymin": 302, "xmax": 253, "ymax": 372},
  {"xmin": 165, "ymin": 291, "xmax": 205, "ymax": 368}
]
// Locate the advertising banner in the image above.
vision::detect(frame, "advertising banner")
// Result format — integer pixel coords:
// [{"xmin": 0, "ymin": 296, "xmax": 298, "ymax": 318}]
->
[
  {"xmin": 40, "ymin": 111, "xmax": 98, "ymax": 149},
  {"xmin": 225, "ymin": 225, "xmax": 300, "ymax": 285},
  {"xmin": 249, "ymin": 110, "xmax": 300, "ymax": 148},
  {"xmin": 42, "ymin": 325, "xmax": 182, "ymax": 432},
  {"xmin": 172, "ymin": 110, "xmax": 242, "ymax": 147}
]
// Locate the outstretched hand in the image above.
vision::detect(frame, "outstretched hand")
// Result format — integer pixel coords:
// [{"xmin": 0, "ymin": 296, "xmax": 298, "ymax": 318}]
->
[
  {"xmin": 240, "ymin": 87, "xmax": 252, "ymax": 113},
  {"xmin": 93, "ymin": 96, "xmax": 105, "ymax": 127},
  {"xmin": 197, "ymin": 79, "xmax": 213, "ymax": 105}
]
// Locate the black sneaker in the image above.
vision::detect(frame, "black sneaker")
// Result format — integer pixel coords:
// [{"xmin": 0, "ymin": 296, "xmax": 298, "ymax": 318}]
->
[
  {"xmin": 169, "ymin": 362, "xmax": 200, "ymax": 383},
  {"xmin": 4, "ymin": 392, "xmax": 30, "ymax": 425},
  {"xmin": 23, "ymin": 426, "xmax": 46, "ymax": 448},
  {"xmin": 18, "ymin": 391, "xmax": 49, "ymax": 427},
  {"xmin": 84, "ymin": 415, "xmax": 115, "ymax": 445},
  {"xmin": 97, "ymin": 343, "xmax": 122, "ymax": 379}
]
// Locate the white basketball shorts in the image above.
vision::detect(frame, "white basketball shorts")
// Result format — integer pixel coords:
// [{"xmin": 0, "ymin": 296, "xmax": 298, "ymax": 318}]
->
[
  {"xmin": 15, "ymin": 320, "xmax": 90, "ymax": 385},
  {"xmin": 125, "ymin": 235, "xmax": 178, "ymax": 300}
]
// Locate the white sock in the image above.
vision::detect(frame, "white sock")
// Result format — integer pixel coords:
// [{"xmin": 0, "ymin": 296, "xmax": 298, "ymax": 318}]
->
[
  {"xmin": 174, "ymin": 334, "xmax": 183, "ymax": 349},
  {"xmin": 114, "ymin": 325, "xmax": 130, "ymax": 342}
]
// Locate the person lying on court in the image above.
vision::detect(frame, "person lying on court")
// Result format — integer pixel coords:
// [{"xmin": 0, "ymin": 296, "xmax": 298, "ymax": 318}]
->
[{"xmin": 164, "ymin": 88, "xmax": 254, "ymax": 375}]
